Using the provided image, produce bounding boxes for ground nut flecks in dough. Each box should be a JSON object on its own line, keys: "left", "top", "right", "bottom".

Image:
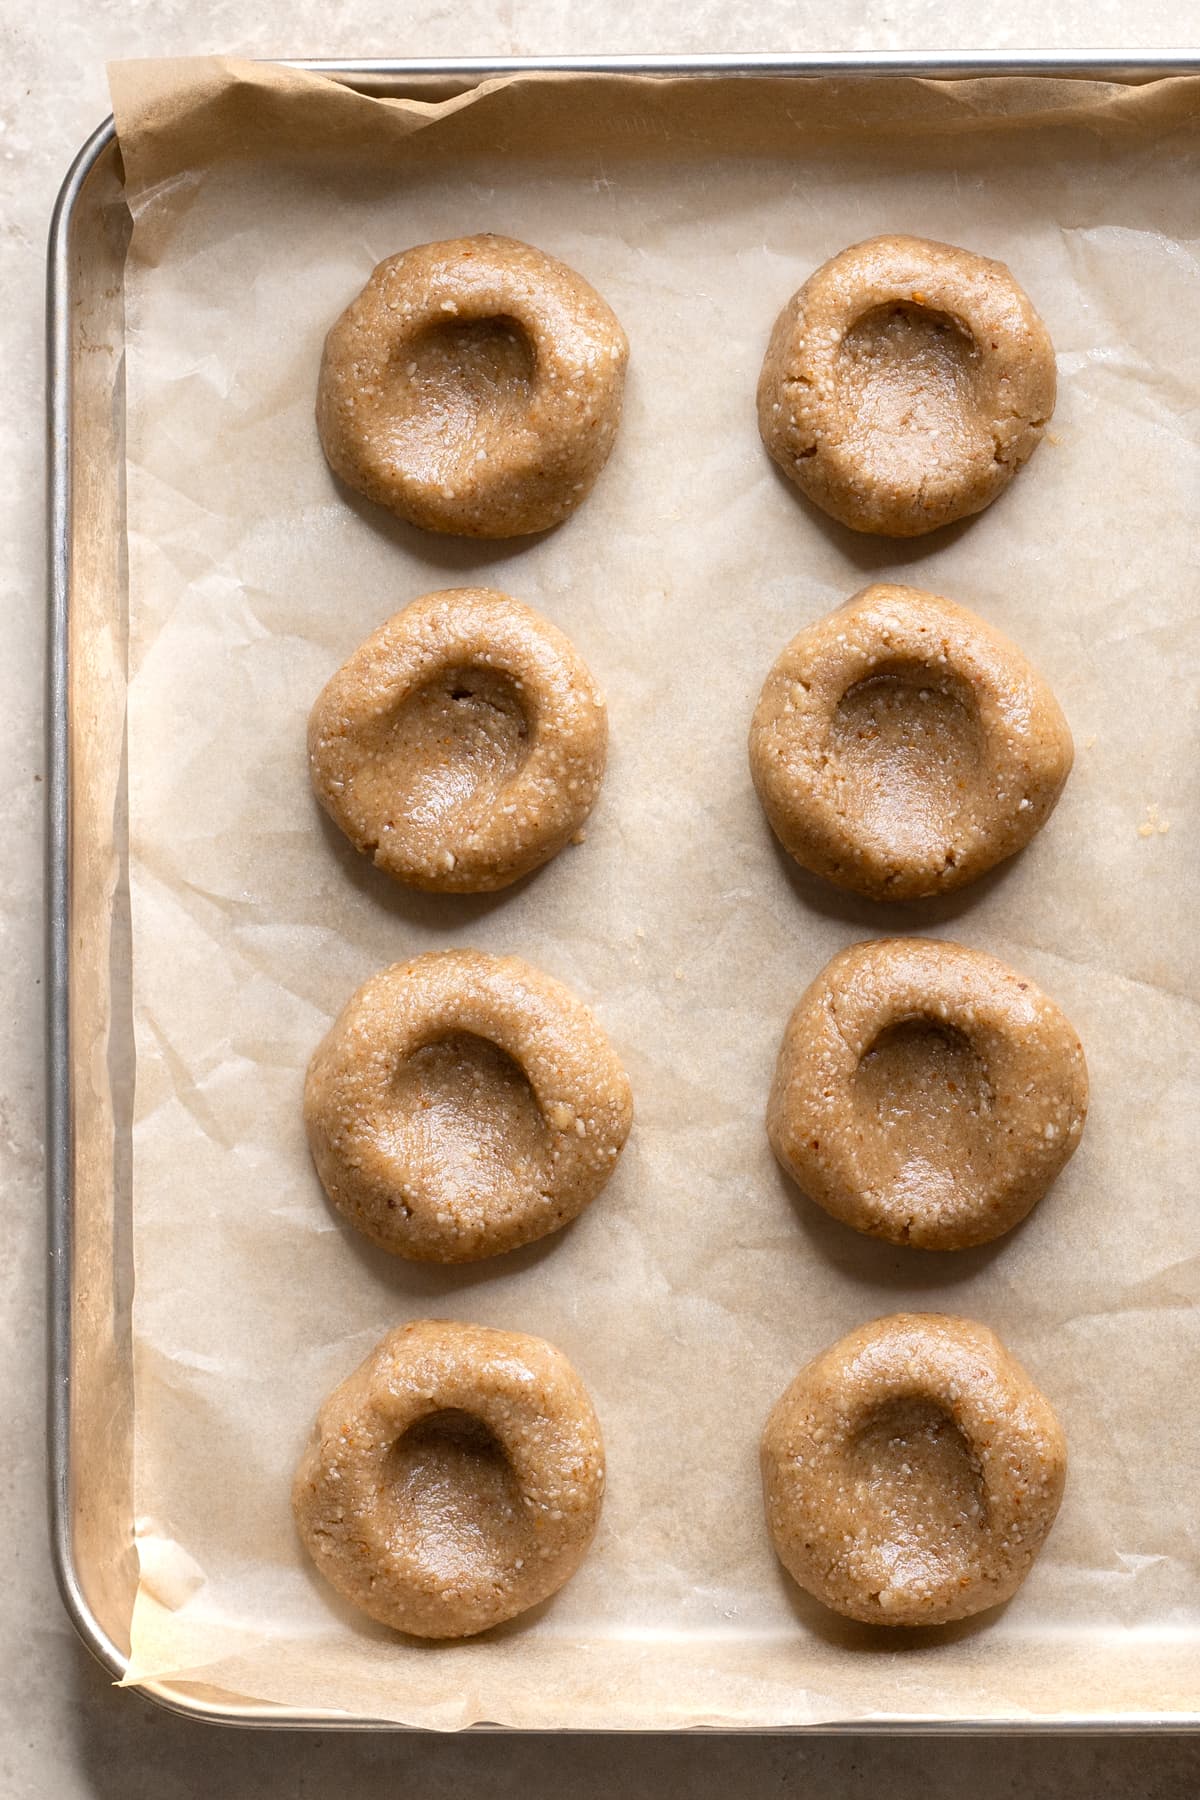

{"left": 768, "top": 938, "right": 1088, "bottom": 1250}
{"left": 316, "top": 234, "right": 628, "bottom": 537}
{"left": 304, "top": 950, "right": 632, "bottom": 1263}
{"left": 748, "top": 583, "right": 1073, "bottom": 900}
{"left": 757, "top": 234, "right": 1056, "bottom": 536}
{"left": 760, "top": 1314, "right": 1067, "bottom": 1627}
{"left": 308, "top": 588, "right": 607, "bottom": 894}
{"left": 294, "top": 1320, "right": 605, "bottom": 1638}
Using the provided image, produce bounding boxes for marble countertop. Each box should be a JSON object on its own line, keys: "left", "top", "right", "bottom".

{"left": 5, "top": 5, "right": 1198, "bottom": 1794}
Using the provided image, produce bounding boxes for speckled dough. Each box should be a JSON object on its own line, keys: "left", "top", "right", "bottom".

{"left": 748, "top": 584, "right": 1073, "bottom": 900}
{"left": 304, "top": 950, "right": 633, "bottom": 1263}
{"left": 761, "top": 1314, "right": 1067, "bottom": 1627}
{"left": 294, "top": 1320, "right": 606, "bottom": 1639}
{"left": 308, "top": 588, "right": 607, "bottom": 894}
{"left": 768, "top": 938, "right": 1088, "bottom": 1250}
{"left": 316, "top": 234, "right": 629, "bottom": 537}
{"left": 757, "top": 234, "right": 1056, "bottom": 537}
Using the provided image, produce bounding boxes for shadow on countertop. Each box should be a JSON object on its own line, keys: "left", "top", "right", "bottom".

{"left": 67, "top": 1632, "right": 1200, "bottom": 1800}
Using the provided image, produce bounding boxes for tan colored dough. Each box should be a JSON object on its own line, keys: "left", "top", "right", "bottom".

{"left": 748, "top": 583, "right": 1073, "bottom": 900}
{"left": 768, "top": 938, "right": 1088, "bottom": 1250}
{"left": 304, "top": 950, "right": 633, "bottom": 1263}
{"left": 316, "top": 234, "right": 628, "bottom": 538}
{"left": 761, "top": 1313, "right": 1067, "bottom": 1627}
{"left": 294, "top": 1320, "right": 605, "bottom": 1639}
{"left": 308, "top": 588, "right": 607, "bottom": 894}
{"left": 757, "top": 234, "right": 1056, "bottom": 536}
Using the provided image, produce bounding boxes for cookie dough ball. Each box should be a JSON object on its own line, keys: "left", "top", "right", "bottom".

{"left": 294, "top": 1320, "right": 605, "bottom": 1639}
{"left": 758, "top": 234, "right": 1055, "bottom": 536}
{"left": 309, "top": 588, "right": 607, "bottom": 894}
{"left": 305, "top": 950, "right": 633, "bottom": 1263}
{"left": 761, "top": 1313, "right": 1067, "bottom": 1626}
{"left": 748, "top": 584, "right": 1073, "bottom": 900}
{"left": 768, "top": 938, "right": 1088, "bottom": 1250}
{"left": 316, "top": 234, "right": 628, "bottom": 537}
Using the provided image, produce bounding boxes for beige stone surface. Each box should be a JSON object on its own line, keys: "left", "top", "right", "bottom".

{"left": 5, "top": 3, "right": 1199, "bottom": 1793}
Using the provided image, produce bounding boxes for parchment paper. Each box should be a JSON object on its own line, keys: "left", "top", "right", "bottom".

{"left": 107, "top": 58, "right": 1200, "bottom": 1728}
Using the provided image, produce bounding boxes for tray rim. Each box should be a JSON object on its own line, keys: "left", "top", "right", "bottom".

{"left": 46, "top": 50, "right": 1200, "bottom": 1735}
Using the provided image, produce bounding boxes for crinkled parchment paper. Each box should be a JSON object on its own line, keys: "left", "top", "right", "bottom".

{"left": 106, "top": 58, "right": 1200, "bottom": 1727}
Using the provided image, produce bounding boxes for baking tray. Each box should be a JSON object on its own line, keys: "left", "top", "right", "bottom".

{"left": 47, "top": 52, "right": 1200, "bottom": 1731}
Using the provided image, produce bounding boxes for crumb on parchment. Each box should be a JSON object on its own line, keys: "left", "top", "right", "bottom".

{"left": 1138, "top": 803, "right": 1170, "bottom": 839}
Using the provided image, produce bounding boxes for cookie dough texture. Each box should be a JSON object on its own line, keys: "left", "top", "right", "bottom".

{"left": 769, "top": 938, "right": 1088, "bottom": 1250}
{"left": 758, "top": 234, "right": 1056, "bottom": 536}
{"left": 309, "top": 588, "right": 607, "bottom": 894}
{"left": 304, "top": 950, "right": 633, "bottom": 1263}
{"left": 748, "top": 583, "right": 1074, "bottom": 900}
{"left": 294, "top": 1320, "right": 605, "bottom": 1639}
{"left": 761, "top": 1313, "right": 1067, "bottom": 1627}
{"left": 316, "top": 234, "right": 629, "bottom": 537}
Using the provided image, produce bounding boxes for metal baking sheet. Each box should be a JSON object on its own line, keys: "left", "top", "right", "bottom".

{"left": 48, "top": 53, "right": 1200, "bottom": 1730}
